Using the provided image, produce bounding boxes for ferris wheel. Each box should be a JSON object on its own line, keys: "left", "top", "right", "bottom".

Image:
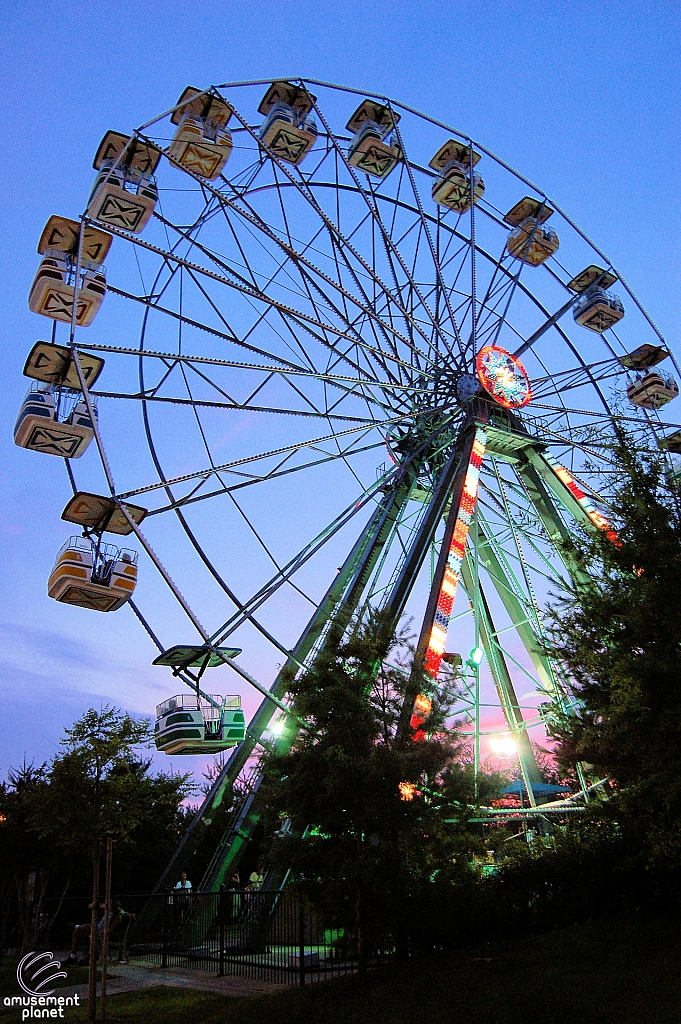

{"left": 16, "top": 78, "right": 681, "bottom": 884}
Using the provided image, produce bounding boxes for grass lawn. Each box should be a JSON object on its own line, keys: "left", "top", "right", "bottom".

{"left": 10, "top": 910, "right": 681, "bottom": 1024}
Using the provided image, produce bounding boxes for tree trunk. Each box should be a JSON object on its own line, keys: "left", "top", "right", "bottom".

{"left": 0, "top": 880, "right": 14, "bottom": 954}
{"left": 87, "top": 841, "right": 100, "bottom": 1023}
{"left": 14, "top": 873, "right": 28, "bottom": 954}
{"left": 15, "top": 870, "right": 35, "bottom": 953}
{"left": 355, "top": 885, "right": 367, "bottom": 981}
{"left": 100, "top": 838, "right": 113, "bottom": 1021}
{"left": 44, "top": 876, "right": 72, "bottom": 947}
{"left": 33, "top": 868, "right": 55, "bottom": 949}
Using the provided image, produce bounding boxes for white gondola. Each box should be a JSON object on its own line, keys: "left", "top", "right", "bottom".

{"left": 14, "top": 382, "right": 96, "bottom": 458}
{"left": 47, "top": 536, "right": 137, "bottom": 612}
{"left": 258, "top": 81, "right": 318, "bottom": 166}
{"left": 505, "top": 197, "right": 559, "bottom": 266}
{"left": 573, "top": 286, "right": 624, "bottom": 333}
{"left": 28, "top": 251, "right": 107, "bottom": 326}
{"left": 154, "top": 693, "right": 246, "bottom": 755}
{"left": 429, "top": 140, "right": 485, "bottom": 213}
{"left": 627, "top": 370, "right": 679, "bottom": 410}
{"left": 28, "top": 216, "right": 112, "bottom": 327}
{"left": 168, "top": 86, "right": 233, "bottom": 180}
{"left": 346, "top": 99, "right": 401, "bottom": 179}
{"left": 169, "top": 115, "right": 233, "bottom": 179}
{"left": 87, "top": 130, "right": 160, "bottom": 232}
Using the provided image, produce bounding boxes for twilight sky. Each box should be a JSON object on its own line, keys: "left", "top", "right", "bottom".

{"left": 0, "top": 0, "right": 679, "bottom": 784}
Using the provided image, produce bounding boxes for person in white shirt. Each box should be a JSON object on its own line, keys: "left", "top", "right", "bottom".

{"left": 175, "top": 872, "right": 192, "bottom": 890}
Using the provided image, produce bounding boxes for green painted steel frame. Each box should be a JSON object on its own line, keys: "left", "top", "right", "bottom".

{"left": 197, "top": 461, "right": 422, "bottom": 890}
{"left": 156, "top": 419, "right": 616, "bottom": 891}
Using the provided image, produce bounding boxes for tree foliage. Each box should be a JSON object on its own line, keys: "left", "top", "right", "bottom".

{"left": 0, "top": 707, "right": 194, "bottom": 951}
{"left": 44, "top": 708, "right": 156, "bottom": 848}
{"left": 261, "top": 611, "right": 486, "bottom": 966}
{"left": 545, "top": 430, "right": 681, "bottom": 864}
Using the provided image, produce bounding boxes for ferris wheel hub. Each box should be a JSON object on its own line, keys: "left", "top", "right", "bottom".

{"left": 456, "top": 373, "right": 483, "bottom": 404}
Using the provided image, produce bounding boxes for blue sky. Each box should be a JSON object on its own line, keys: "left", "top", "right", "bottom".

{"left": 0, "top": 0, "right": 679, "bottom": 780}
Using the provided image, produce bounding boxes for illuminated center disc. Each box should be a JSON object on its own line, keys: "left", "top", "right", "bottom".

{"left": 476, "top": 345, "right": 532, "bottom": 409}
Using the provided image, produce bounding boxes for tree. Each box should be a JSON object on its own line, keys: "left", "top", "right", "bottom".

{"left": 261, "top": 611, "right": 477, "bottom": 972}
{"left": 0, "top": 761, "right": 61, "bottom": 954}
{"left": 39, "top": 706, "right": 194, "bottom": 890}
{"left": 43, "top": 708, "right": 154, "bottom": 872}
{"left": 0, "top": 708, "right": 194, "bottom": 963}
{"left": 545, "top": 430, "right": 681, "bottom": 867}
{"left": 34, "top": 707, "right": 193, "bottom": 1019}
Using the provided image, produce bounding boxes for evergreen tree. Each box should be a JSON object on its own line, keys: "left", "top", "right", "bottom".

{"left": 545, "top": 430, "right": 681, "bottom": 866}
{"left": 262, "top": 611, "right": 478, "bottom": 971}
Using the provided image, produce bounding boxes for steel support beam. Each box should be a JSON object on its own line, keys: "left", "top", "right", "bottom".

{"left": 392, "top": 425, "right": 481, "bottom": 737}
{"left": 515, "top": 455, "right": 591, "bottom": 587}
{"left": 168, "top": 465, "right": 420, "bottom": 891}
{"left": 460, "top": 556, "right": 542, "bottom": 798}
{"left": 476, "top": 523, "right": 561, "bottom": 700}
{"left": 513, "top": 295, "right": 579, "bottom": 358}
{"left": 525, "top": 449, "right": 603, "bottom": 537}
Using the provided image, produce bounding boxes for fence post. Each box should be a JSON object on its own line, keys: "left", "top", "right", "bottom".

{"left": 161, "top": 894, "right": 168, "bottom": 969}
{"left": 219, "top": 887, "right": 225, "bottom": 977}
{"left": 298, "top": 904, "right": 305, "bottom": 987}
{"left": 100, "top": 836, "right": 113, "bottom": 1022}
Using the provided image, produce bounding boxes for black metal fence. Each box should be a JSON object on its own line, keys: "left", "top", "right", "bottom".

{"left": 22, "top": 892, "right": 151, "bottom": 956}
{"left": 36, "top": 890, "right": 369, "bottom": 985}
{"left": 128, "top": 889, "right": 361, "bottom": 984}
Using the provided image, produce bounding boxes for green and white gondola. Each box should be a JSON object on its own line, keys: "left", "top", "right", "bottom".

{"left": 154, "top": 694, "right": 246, "bottom": 755}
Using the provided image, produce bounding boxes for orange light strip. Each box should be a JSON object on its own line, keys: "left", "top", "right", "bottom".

{"left": 423, "top": 425, "right": 488, "bottom": 680}
{"left": 544, "top": 455, "right": 618, "bottom": 544}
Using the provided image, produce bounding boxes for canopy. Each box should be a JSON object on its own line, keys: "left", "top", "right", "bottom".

{"left": 153, "top": 645, "right": 242, "bottom": 669}
{"left": 502, "top": 781, "right": 571, "bottom": 797}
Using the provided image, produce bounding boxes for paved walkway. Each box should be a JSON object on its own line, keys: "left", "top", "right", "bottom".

{"left": 2, "top": 954, "right": 285, "bottom": 1014}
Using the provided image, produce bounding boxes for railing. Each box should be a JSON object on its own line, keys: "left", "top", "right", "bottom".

{"left": 155, "top": 694, "right": 240, "bottom": 718}
{"left": 198, "top": 772, "right": 261, "bottom": 892}
{"left": 126, "top": 890, "right": 368, "bottom": 985}
{"left": 16, "top": 890, "right": 387, "bottom": 986}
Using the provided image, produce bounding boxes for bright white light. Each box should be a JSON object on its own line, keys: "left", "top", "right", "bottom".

{"left": 489, "top": 735, "right": 517, "bottom": 756}
{"left": 271, "top": 718, "right": 285, "bottom": 736}
{"left": 470, "top": 647, "right": 484, "bottom": 666}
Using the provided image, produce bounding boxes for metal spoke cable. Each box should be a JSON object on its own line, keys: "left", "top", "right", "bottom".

{"left": 151, "top": 144, "right": 443, "bottom": 376}
{"left": 117, "top": 412, "right": 421, "bottom": 500}
{"left": 144, "top": 439, "right": 388, "bottom": 515}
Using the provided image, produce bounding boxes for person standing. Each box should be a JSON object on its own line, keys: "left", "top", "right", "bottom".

{"left": 173, "top": 872, "right": 193, "bottom": 926}
{"left": 226, "top": 871, "right": 241, "bottom": 921}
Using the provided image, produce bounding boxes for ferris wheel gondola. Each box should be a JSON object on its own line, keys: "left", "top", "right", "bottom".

{"left": 430, "top": 140, "right": 485, "bottom": 213}
{"left": 87, "top": 130, "right": 160, "bottom": 233}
